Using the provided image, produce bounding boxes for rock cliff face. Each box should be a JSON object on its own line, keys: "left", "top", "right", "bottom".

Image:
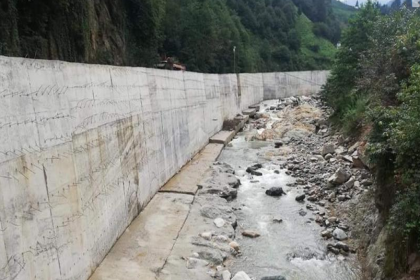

{"left": 0, "top": 0, "right": 158, "bottom": 66}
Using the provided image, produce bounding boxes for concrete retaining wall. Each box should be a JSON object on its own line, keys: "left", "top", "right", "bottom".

{"left": 0, "top": 56, "right": 328, "bottom": 280}
{"left": 262, "top": 70, "right": 328, "bottom": 100}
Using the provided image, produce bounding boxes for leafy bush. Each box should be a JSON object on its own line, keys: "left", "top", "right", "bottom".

{"left": 323, "top": 3, "right": 420, "bottom": 276}
{"left": 309, "top": 44, "right": 320, "bottom": 53}
{"left": 341, "top": 94, "right": 368, "bottom": 134}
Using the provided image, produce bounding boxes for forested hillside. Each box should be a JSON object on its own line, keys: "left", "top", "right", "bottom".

{"left": 0, "top": 0, "right": 354, "bottom": 73}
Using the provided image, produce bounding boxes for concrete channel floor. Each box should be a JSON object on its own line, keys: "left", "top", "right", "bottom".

{"left": 160, "top": 143, "right": 224, "bottom": 194}
{"left": 89, "top": 131, "right": 235, "bottom": 280}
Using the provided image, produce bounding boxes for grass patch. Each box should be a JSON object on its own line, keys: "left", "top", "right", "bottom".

{"left": 296, "top": 14, "right": 337, "bottom": 69}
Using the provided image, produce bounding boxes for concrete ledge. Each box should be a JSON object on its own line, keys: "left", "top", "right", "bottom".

{"left": 234, "top": 115, "right": 249, "bottom": 134}
{"left": 249, "top": 104, "right": 260, "bottom": 111}
{"left": 209, "top": 131, "right": 235, "bottom": 145}
{"left": 159, "top": 143, "right": 224, "bottom": 194}
{"left": 89, "top": 193, "right": 194, "bottom": 280}
{"left": 242, "top": 108, "right": 257, "bottom": 116}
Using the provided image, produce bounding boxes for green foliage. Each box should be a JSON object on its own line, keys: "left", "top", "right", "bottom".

{"left": 323, "top": 2, "right": 420, "bottom": 275}
{"left": 331, "top": 0, "right": 357, "bottom": 28}
{"left": 296, "top": 14, "right": 337, "bottom": 70}
{"left": 341, "top": 95, "right": 368, "bottom": 134}
{"left": 323, "top": 1, "right": 380, "bottom": 126}
{"left": 0, "top": 0, "right": 347, "bottom": 72}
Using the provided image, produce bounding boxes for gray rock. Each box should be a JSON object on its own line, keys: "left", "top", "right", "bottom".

{"left": 229, "top": 241, "right": 240, "bottom": 252}
{"left": 274, "top": 142, "right": 283, "bottom": 148}
{"left": 299, "top": 209, "right": 307, "bottom": 216}
{"left": 335, "top": 146, "right": 347, "bottom": 155}
{"left": 219, "top": 188, "right": 238, "bottom": 201}
{"left": 214, "top": 218, "right": 226, "bottom": 228}
{"left": 232, "top": 271, "right": 252, "bottom": 280}
{"left": 266, "top": 187, "right": 286, "bottom": 197}
{"left": 222, "top": 270, "right": 232, "bottom": 280}
{"left": 295, "top": 194, "right": 306, "bottom": 202}
{"left": 321, "top": 143, "right": 335, "bottom": 156}
{"left": 348, "top": 141, "right": 360, "bottom": 154}
{"left": 273, "top": 217, "right": 283, "bottom": 223}
{"left": 197, "top": 249, "right": 224, "bottom": 265}
{"left": 261, "top": 276, "right": 286, "bottom": 280}
{"left": 324, "top": 153, "right": 333, "bottom": 160}
{"left": 328, "top": 168, "right": 351, "bottom": 185}
{"left": 246, "top": 164, "right": 263, "bottom": 173}
{"left": 333, "top": 228, "right": 348, "bottom": 241}
{"left": 327, "top": 244, "right": 340, "bottom": 255}
{"left": 186, "top": 257, "right": 209, "bottom": 269}
{"left": 343, "top": 177, "right": 355, "bottom": 189}
{"left": 249, "top": 170, "right": 263, "bottom": 176}
{"left": 335, "top": 241, "right": 350, "bottom": 252}
{"left": 342, "top": 155, "right": 353, "bottom": 163}
{"left": 242, "top": 230, "right": 260, "bottom": 238}
{"left": 199, "top": 232, "right": 213, "bottom": 241}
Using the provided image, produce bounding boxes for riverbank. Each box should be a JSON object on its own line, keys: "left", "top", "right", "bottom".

{"left": 90, "top": 95, "right": 378, "bottom": 280}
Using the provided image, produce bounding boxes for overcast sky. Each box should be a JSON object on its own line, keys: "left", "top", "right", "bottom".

{"left": 340, "top": 0, "right": 390, "bottom": 6}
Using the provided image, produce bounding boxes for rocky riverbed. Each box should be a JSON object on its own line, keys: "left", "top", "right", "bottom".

{"left": 167, "top": 95, "right": 376, "bottom": 280}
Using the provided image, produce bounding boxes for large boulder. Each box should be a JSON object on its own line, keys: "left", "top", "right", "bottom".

{"left": 266, "top": 187, "right": 286, "bottom": 197}
{"left": 333, "top": 228, "right": 348, "bottom": 241}
{"left": 321, "top": 143, "right": 335, "bottom": 156}
{"left": 328, "top": 168, "right": 351, "bottom": 185}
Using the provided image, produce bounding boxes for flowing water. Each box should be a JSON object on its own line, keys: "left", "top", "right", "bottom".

{"left": 218, "top": 100, "right": 361, "bottom": 280}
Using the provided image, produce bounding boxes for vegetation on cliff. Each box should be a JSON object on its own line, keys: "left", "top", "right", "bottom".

{"left": 0, "top": 0, "right": 355, "bottom": 73}
{"left": 322, "top": 1, "right": 420, "bottom": 277}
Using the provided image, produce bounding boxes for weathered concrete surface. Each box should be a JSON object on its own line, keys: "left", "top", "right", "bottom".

{"left": 159, "top": 165, "right": 239, "bottom": 280}
{"left": 0, "top": 55, "right": 328, "bottom": 280}
{"left": 262, "top": 71, "right": 329, "bottom": 100}
{"left": 89, "top": 157, "right": 239, "bottom": 280}
{"left": 89, "top": 192, "right": 194, "bottom": 280}
{"left": 160, "top": 143, "right": 224, "bottom": 194}
{"left": 209, "top": 131, "right": 235, "bottom": 145}
{"left": 242, "top": 108, "right": 256, "bottom": 116}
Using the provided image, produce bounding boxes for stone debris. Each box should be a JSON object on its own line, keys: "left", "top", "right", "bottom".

{"left": 273, "top": 217, "right": 283, "bottom": 223}
{"left": 229, "top": 241, "right": 240, "bottom": 252}
{"left": 265, "top": 187, "right": 286, "bottom": 197}
{"left": 295, "top": 194, "right": 306, "bottom": 202}
{"left": 322, "top": 143, "right": 335, "bottom": 156}
{"left": 231, "top": 271, "right": 252, "bottom": 280}
{"left": 222, "top": 270, "right": 232, "bottom": 280}
{"left": 186, "top": 257, "right": 209, "bottom": 269}
{"left": 261, "top": 276, "right": 286, "bottom": 280}
{"left": 214, "top": 218, "right": 226, "bottom": 228}
{"left": 333, "top": 228, "right": 348, "bottom": 241}
{"left": 328, "top": 168, "right": 351, "bottom": 185}
{"left": 246, "top": 95, "right": 374, "bottom": 257}
{"left": 242, "top": 230, "right": 261, "bottom": 238}
{"left": 175, "top": 95, "right": 375, "bottom": 279}
{"left": 199, "top": 232, "right": 213, "bottom": 241}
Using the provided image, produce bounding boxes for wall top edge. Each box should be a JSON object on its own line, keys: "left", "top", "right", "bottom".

{"left": 0, "top": 55, "right": 330, "bottom": 76}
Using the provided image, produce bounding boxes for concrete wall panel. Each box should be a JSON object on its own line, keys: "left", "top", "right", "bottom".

{"left": 262, "top": 70, "right": 329, "bottom": 100}
{"left": 0, "top": 55, "right": 329, "bottom": 280}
